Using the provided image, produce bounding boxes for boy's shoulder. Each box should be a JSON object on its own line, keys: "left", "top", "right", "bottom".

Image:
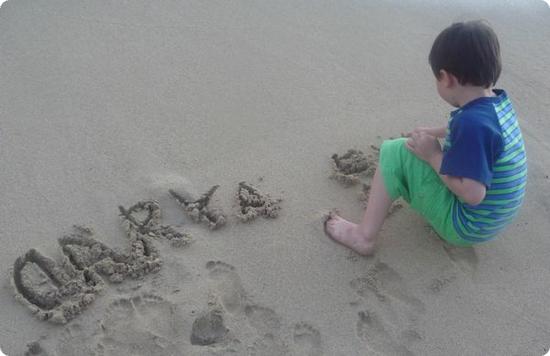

{"left": 456, "top": 89, "right": 508, "bottom": 113}
{"left": 450, "top": 89, "right": 511, "bottom": 132}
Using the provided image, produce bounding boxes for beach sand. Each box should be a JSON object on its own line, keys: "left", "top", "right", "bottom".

{"left": 1, "top": 0, "right": 550, "bottom": 355}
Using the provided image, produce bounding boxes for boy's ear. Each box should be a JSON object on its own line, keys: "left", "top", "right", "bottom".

{"left": 439, "top": 70, "right": 457, "bottom": 88}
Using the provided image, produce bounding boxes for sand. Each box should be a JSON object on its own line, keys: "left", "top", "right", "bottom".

{"left": 1, "top": 0, "right": 550, "bottom": 355}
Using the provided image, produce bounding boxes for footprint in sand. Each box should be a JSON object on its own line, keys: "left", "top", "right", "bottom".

{"left": 351, "top": 262, "right": 424, "bottom": 355}
{"left": 243, "top": 305, "right": 289, "bottom": 356}
{"left": 428, "top": 275, "right": 457, "bottom": 294}
{"left": 429, "top": 246, "right": 477, "bottom": 294}
{"left": 205, "top": 268, "right": 281, "bottom": 336}
{"left": 236, "top": 181, "right": 282, "bottom": 222}
{"left": 24, "top": 340, "right": 50, "bottom": 356}
{"left": 205, "top": 260, "right": 295, "bottom": 356}
{"left": 55, "top": 323, "right": 103, "bottom": 356}
{"left": 443, "top": 244, "right": 478, "bottom": 276}
{"left": 205, "top": 261, "right": 289, "bottom": 355}
{"left": 350, "top": 262, "right": 425, "bottom": 313}
{"left": 99, "top": 293, "right": 185, "bottom": 355}
{"left": 356, "top": 310, "right": 415, "bottom": 356}
{"left": 293, "top": 322, "right": 323, "bottom": 356}
{"left": 206, "top": 261, "right": 247, "bottom": 314}
{"left": 244, "top": 305, "right": 282, "bottom": 336}
{"left": 247, "top": 334, "right": 289, "bottom": 356}
{"left": 190, "top": 309, "right": 229, "bottom": 346}
{"left": 170, "top": 186, "right": 226, "bottom": 230}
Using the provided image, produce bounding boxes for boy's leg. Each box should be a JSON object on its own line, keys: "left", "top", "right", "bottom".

{"left": 325, "top": 137, "right": 467, "bottom": 253}
{"left": 324, "top": 166, "right": 392, "bottom": 255}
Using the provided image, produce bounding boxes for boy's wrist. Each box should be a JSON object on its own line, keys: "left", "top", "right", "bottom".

{"left": 429, "top": 151, "right": 443, "bottom": 170}
{"left": 435, "top": 126, "right": 447, "bottom": 138}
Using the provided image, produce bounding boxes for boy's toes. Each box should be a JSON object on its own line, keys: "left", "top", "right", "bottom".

{"left": 323, "top": 211, "right": 343, "bottom": 238}
{"left": 323, "top": 211, "right": 336, "bottom": 235}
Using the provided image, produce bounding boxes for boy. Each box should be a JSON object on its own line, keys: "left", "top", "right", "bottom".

{"left": 324, "top": 20, "right": 527, "bottom": 254}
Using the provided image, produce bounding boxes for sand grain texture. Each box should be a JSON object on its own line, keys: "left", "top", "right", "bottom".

{"left": 1, "top": 0, "right": 550, "bottom": 355}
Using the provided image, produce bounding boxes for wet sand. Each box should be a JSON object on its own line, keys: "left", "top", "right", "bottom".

{"left": 1, "top": 0, "right": 550, "bottom": 355}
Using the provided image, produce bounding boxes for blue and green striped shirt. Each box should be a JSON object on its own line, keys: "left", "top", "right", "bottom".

{"left": 441, "top": 89, "right": 526, "bottom": 242}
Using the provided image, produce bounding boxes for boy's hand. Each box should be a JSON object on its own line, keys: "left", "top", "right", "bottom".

{"left": 403, "top": 127, "right": 430, "bottom": 137}
{"left": 405, "top": 132, "right": 442, "bottom": 162}
{"left": 403, "top": 126, "right": 447, "bottom": 139}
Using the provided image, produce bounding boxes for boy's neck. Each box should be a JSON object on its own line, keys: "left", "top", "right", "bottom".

{"left": 455, "top": 85, "right": 495, "bottom": 108}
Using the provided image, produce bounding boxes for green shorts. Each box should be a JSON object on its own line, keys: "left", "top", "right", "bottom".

{"left": 379, "top": 138, "right": 473, "bottom": 247}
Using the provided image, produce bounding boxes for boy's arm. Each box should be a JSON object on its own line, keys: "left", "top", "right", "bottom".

{"left": 428, "top": 126, "right": 447, "bottom": 138}
{"left": 405, "top": 126, "right": 447, "bottom": 139}
{"left": 428, "top": 151, "right": 487, "bottom": 206}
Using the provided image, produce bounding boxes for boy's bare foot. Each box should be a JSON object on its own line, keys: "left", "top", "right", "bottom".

{"left": 324, "top": 212, "right": 374, "bottom": 255}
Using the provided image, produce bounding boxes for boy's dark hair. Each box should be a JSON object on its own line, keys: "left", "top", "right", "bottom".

{"left": 429, "top": 20, "right": 501, "bottom": 88}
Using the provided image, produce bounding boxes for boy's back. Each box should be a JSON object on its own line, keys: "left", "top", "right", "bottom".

{"left": 442, "top": 89, "right": 527, "bottom": 242}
